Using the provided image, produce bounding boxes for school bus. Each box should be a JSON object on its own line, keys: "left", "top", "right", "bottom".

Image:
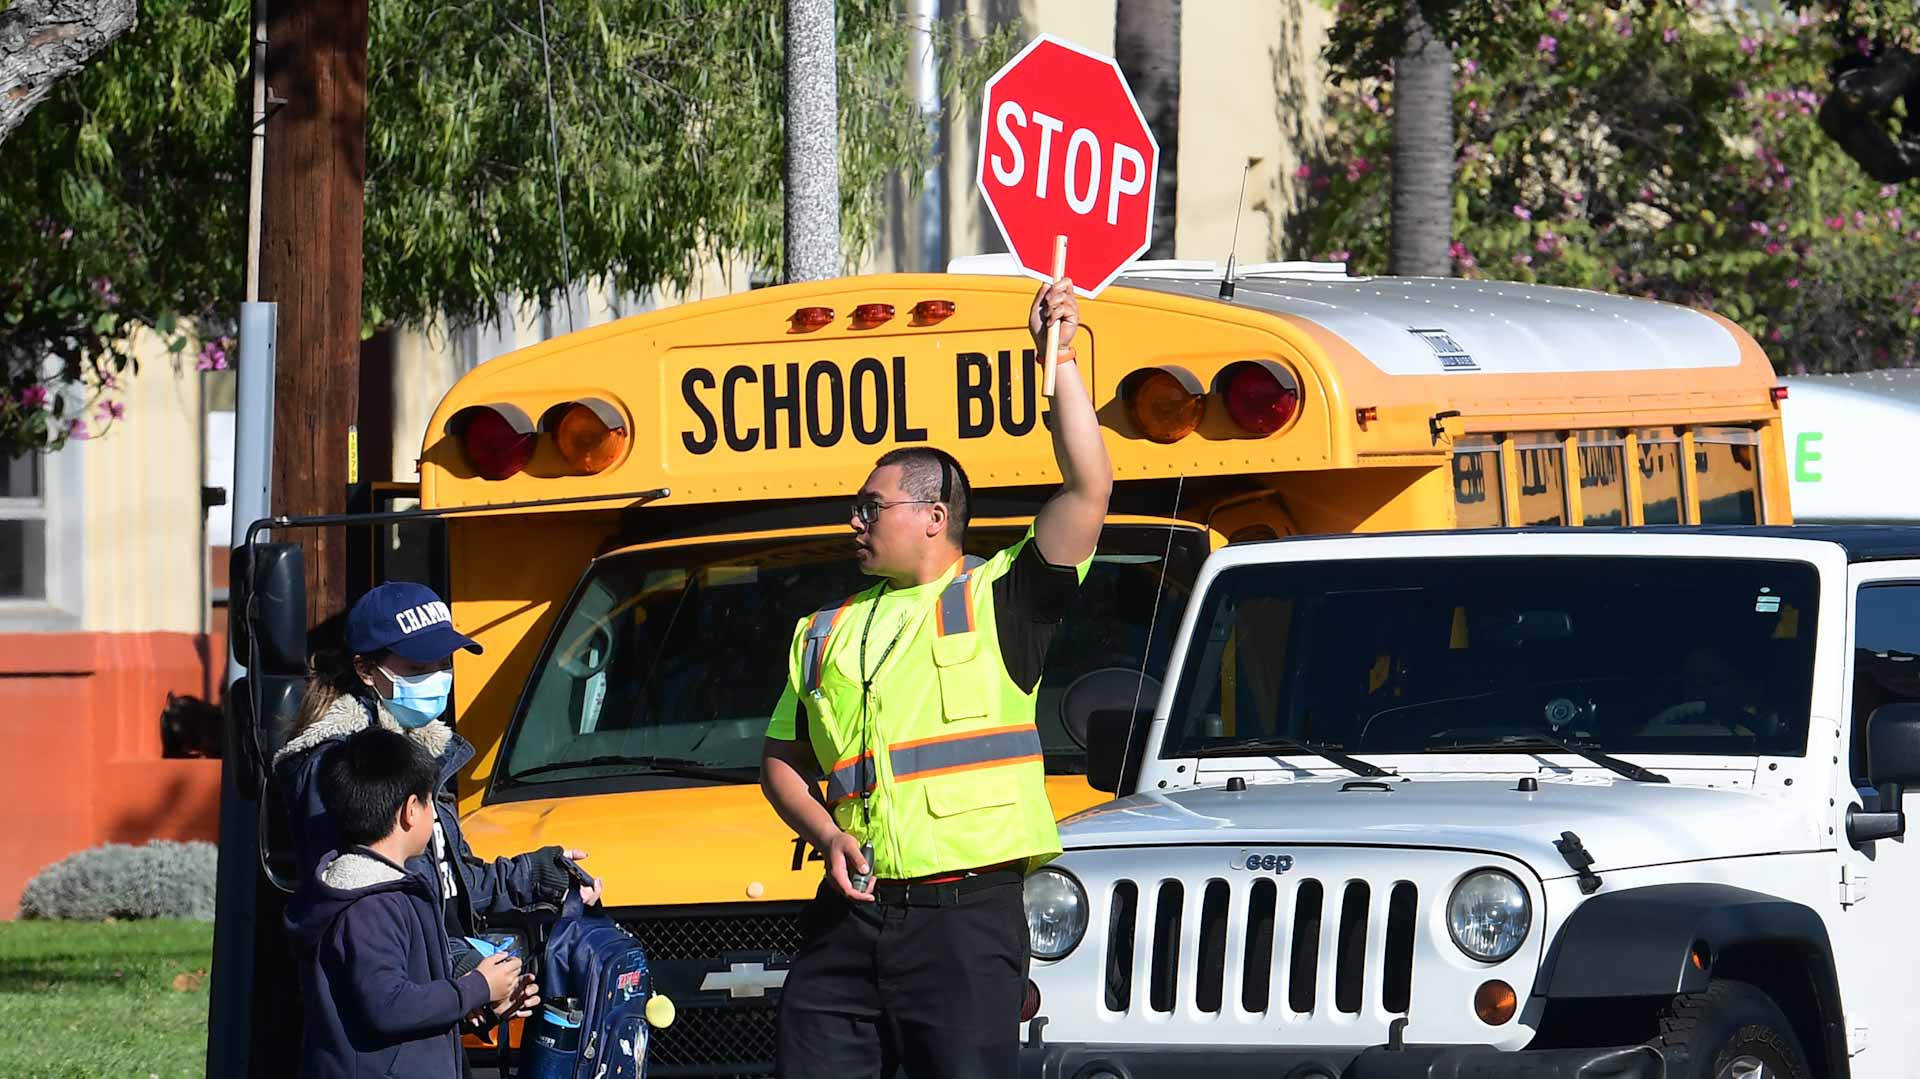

{"left": 391, "top": 263, "right": 1790, "bottom": 1074}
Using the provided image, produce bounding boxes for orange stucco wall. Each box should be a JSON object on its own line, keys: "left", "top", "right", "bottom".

{"left": 0, "top": 631, "right": 224, "bottom": 917}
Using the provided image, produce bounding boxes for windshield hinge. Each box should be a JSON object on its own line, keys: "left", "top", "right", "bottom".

{"left": 1840, "top": 864, "right": 1870, "bottom": 908}
{"left": 1555, "top": 830, "right": 1602, "bottom": 895}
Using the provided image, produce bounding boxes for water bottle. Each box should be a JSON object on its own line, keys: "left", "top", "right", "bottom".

{"left": 524, "top": 997, "right": 584, "bottom": 1079}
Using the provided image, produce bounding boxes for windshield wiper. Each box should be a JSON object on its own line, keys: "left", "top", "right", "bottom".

{"left": 1428, "top": 734, "right": 1668, "bottom": 784}
{"left": 504, "top": 754, "right": 759, "bottom": 786}
{"left": 1194, "top": 735, "right": 1396, "bottom": 779}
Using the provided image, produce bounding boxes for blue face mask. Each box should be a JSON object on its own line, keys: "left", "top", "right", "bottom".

{"left": 380, "top": 667, "right": 453, "bottom": 729}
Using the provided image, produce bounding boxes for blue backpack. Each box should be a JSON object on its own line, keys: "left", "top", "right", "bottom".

{"left": 527, "top": 892, "right": 654, "bottom": 1079}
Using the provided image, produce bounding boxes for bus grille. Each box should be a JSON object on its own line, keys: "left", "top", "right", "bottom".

{"left": 621, "top": 906, "right": 805, "bottom": 1078}
{"left": 1101, "top": 875, "right": 1419, "bottom": 1021}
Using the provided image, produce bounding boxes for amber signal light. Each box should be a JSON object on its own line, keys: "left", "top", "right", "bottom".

{"left": 852, "top": 303, "right": 895, "bottom": 326}
{"left": 1122, "top": 367, "right": 1206, "bottom": 444}
{"left": 551, "top": 399, "right": 629, "bottom": 474}
{"left": 912, "top": 299, "right": 956, "bottom": 323}
{"left": 1474, "top": 980, "right": 1517, "bottom": 1026}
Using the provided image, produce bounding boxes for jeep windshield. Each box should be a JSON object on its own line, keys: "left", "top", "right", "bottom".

{"left": 1164, "top": 556, "right": 1818, "bottom": 762}
{"left": 495, "top": 523, "right": 1206, "bottom": 793}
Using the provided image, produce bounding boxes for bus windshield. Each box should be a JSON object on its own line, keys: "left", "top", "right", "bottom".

{"left": 494, "top": 524, "right": 1208, "bottom": 791}
{"left": 1163, "top": 555, "right": 1820, "bottom": 762}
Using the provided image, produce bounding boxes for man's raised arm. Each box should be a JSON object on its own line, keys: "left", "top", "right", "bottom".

{"left": 1028, "top": 278, "right": 1113, "bottom": 567}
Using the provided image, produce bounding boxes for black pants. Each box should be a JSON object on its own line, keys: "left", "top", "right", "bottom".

{"left": 775, "top": 871, "right": 1028, "bottom": 1079}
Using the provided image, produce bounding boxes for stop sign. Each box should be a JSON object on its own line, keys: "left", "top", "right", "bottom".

{"left": 975, "top": 35, "right": 1160, "bottom": 297}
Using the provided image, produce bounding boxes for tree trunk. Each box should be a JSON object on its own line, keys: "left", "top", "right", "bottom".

{"left": 1389, "top": 4, "right": 1453, "bottom": 277}
{"left": 0, "top": 0, "right": 137, "bottom": 141}
{"left": 784, "top": 0, "right": 840, "bottom": 282}
{"left": 1115, "top": 0, "right": 1180, "bottom": 259}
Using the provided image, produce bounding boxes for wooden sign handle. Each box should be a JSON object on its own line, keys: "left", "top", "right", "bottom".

{"left": 1042, "top": 235, "right": 1068, "bottom": 397}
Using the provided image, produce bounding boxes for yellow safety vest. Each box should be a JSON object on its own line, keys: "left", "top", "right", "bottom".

{"left": 782, "top": 543, "right": 1062, "bottom": 879}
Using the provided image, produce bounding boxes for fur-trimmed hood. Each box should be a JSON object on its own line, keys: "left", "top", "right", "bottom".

{"left": 319, "top": 849, "right": 406, "bottom": 891}
{"left": 274, "top": 692, "right": 459, "bottom": 772}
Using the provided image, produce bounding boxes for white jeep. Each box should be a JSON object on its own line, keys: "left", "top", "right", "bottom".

{"left": 1021, "top": 529, "right": 1920, "bottom": 1079}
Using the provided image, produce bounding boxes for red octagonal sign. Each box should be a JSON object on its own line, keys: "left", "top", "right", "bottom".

{"left": 976, "top": 35, "right": 1160, "bottom": 297}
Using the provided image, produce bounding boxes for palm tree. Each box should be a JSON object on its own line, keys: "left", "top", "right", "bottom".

{"left": 1389, "top": 3, "right": 1453, "bottom": 276}
{"left": 1115, "top": 0, "right": 1180, "bottom": 258}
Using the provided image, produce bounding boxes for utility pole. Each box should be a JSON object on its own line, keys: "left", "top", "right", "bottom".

{"left": 206, "top": 0, "right": 368, "bottom": 1075}
{"left": 785, "top": 0, "right": 839, "bottom": 282}
{"left": 260, "top": 0, "right": 369, "bottom": 624}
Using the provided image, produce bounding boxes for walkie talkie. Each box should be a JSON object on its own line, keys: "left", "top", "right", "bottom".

{"left": 849, "top": 841, "right": 875, "bottom": 893}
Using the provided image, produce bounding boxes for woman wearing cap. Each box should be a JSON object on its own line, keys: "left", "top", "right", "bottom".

{"left": 274, "top": 582, "right": 603, "bottom": 941}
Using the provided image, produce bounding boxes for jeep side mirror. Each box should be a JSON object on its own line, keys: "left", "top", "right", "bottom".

{"left": 1848, "top": 702, "right": 1920, "bottom": 845}
{"left": 230, "top": 542, "right": 308, "bottom": 676}
{"left": 1086, "top": 708, "right": 1151, "bottom": 794}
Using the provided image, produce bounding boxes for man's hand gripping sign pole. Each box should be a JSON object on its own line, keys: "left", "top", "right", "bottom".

{"left": 975, "top": 34, "right": 1161, "bottom": 396}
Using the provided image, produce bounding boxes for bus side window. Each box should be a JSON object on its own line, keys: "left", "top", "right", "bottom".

{"left": 1452, "top": 436, "right": 1504, "bottom": 529}
{"left": 1694, "top": 426, "right": 1763, "bottom": 525}
{"left": 1851, "top": 583, "right": 1920, "bottom": 784}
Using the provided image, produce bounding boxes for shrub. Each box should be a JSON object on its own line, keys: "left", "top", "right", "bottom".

{"left": 19, "top": 840, "right": 218, "bottom": 921}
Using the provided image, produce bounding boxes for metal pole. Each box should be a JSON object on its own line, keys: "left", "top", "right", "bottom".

{"left": 784, "top": 0, "right": 840, "bottom": 282}
{"left": 909, "top": 0, "right": 943, "bottom": 272}
{"left": 205, "top": 301, "right": 277, "bottom": 1078}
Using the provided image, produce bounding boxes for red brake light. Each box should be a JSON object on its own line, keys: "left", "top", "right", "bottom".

{"left": 462, "top": 408, "right": 536, "bottom": 480}
{"left": 1222, "top": 362, "right": 1300, "bottom": 435}
{"left": 1020, "top": 980, "right": 1041, "bottom": 1023}
{"left": 853, "top": 303, "right": 895, "bottom": 326}
{"left": 791, "top": 306, "right": 835, "bottom": 330}
{"left": 912, "top": 299, "right": 956, "bottom": 323}
{"left": 1771, "top": 385, "right": 1790, "bottom": 403}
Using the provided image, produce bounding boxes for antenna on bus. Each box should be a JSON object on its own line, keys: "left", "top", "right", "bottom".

{"left": 1220, "top": 160, "right": 1254, "bottom": 302}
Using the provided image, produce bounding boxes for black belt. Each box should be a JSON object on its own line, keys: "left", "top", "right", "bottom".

{"left": 869, "top": 867, "right": 1021, "bottom": 907}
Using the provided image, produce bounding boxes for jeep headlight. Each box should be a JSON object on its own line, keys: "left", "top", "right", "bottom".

{"left": 1024, "top": 868, "right": 1088, "bottom": 960}
{"left": 1447, "top": 869, "right": 1531, "bottom": 963}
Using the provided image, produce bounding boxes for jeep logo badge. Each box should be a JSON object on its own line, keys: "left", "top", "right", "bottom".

{"left": 1232, "top": 851, "right": 1294, "bottom": 874}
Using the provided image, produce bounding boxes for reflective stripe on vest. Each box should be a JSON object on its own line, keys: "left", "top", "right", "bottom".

{"left": 802, "top": 555, "right": 984, "bottom": 696}
{"left": 825, "top": 724, "right": 1043, "bottom": 804}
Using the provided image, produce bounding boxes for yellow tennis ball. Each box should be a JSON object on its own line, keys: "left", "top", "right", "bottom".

{"left": 645, "top": 993, "right": 676, "bottom": 1029}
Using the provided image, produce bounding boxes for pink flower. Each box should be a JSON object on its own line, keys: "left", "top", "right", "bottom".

{"left": 1549, "top": 8, "right": 1569, "bottom": 23}
{"left": 1461, "top": 58, "right": 1479, "bottom": 75}
{"left": 1765, "top": 242, "right": 1784, "bottom": 255}
{"left": 90, "top": 276, "right": 119, "bottom": 306}
{"left": 1786, "top": 278, "right": 1801, "bottom": 289}
{"left": 1892, "top": 208, "right": 1905, "bottom": 226}
{"left": 1769, "top": 329, "right": 1784, "bottom": 343}
{"left": 65, "top": 420, "right": 90, "bottom": 441}
{"left": 1538, "top": 34, "right": 1558, "bottom": 56}
{"left": 1854, "top": 210, "right": 1869, "bottom": 228}
{"left": 1329, "top": 249, "right": 1351, "bottom": 262}
{"left": 1664, "top": 27, "right": 1680, "bottom": 44}
{"left": 1882, "top": 184, "right": 1899, "bottom": 199}
{"left": 1513, "top": 204, "right": 1533, "bottom": 220}
{"left": 1617, "top": 17, "right": 1633, "bottom": 37}
{"left": 1294, "top": 164, "right": 1312, "bottom": 179}
{"left": 1828, "top": 215, "right": 1846, "bottom": 231}
{"left": 58, "top": 228, "right": 73, "bottom": 244}
{"left": 19, "top": 385, "right": 49, "bottom": 409}
{"left": 1639, "top": 187, "right": 1655, "bottom": 202}
{"left": 1751, "top": 221, "right": 1770, "bottom": 236}
{"left": 1739, "top": 37, "right": 1758, "bottom": 56}
{"left": 1513, "top": 253, "right": 1534, "bottom": 267}
{"left": 97, "top": 401, "right": 125, "bottom": 422}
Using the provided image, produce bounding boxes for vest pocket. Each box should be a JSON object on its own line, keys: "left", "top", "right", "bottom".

{"left": 932, "top": 632, "right": 991, "bottom": 721}
{"left": 923, "top": 771, "right": 1021, "bottom": 868}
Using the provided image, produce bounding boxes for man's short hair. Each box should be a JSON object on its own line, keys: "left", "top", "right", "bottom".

{"left": 318, "top": 727, "right": 439, "bottom": 848}
{"left": 875, "top": 447, "right": 970, "bottom": 544}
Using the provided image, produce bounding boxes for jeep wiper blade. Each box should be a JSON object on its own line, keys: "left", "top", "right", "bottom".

{"left": 1429, "top": 735, "right": 1668, "bottom": 784}
{"left": 504, "top": 754, "right": 758, "bottom": 785}
{"left": 1196, "top": 736, "right": 1395, "bottom": 779}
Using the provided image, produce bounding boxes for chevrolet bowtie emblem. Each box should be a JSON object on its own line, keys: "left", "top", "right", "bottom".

{"left": 700, "top": 961, "right": 789, "bottom": 999}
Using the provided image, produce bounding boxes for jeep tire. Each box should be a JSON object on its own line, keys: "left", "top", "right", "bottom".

{"left": 1652, "top": 979, "right": 1811, "bottom": 1079}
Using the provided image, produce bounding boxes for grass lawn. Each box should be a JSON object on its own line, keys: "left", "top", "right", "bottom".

{"left": 0, "top": 920, "right": 213, "bottom": 1078}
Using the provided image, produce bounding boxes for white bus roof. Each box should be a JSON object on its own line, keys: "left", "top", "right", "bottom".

{"left": 946, "top": 254, "right": 1742, "bottom": 377}
{"left": 1782, "top": 371, "right": 1920, "bottom": 523}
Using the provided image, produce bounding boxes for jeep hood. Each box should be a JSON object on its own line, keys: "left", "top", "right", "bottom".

{"left": 1058, "top": 777, "right": 1823, "bottom": 877}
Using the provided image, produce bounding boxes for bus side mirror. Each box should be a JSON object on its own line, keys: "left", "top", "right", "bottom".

{"left": 1849, "top": 702, "right": 1920, "bottom": 845}
{"left": 228, "top": 674, "right": 307, "bottom": 798}
{"left": 231, "top": 542, "right": 308, "bottom": 675}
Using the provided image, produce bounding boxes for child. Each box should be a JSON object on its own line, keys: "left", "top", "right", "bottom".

{"left": 287, "top": 727, "right": 535, "bottom": 1077}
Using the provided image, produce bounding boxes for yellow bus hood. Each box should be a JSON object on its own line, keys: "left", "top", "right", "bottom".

{"left": 460, "top": 777, "right": 1114, "bottom": 909}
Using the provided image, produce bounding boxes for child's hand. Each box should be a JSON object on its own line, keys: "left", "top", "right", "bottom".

{"left": 491, "top": 974, "right": 540, "bottom": 1020}
{"left": 477, "top": 953, "right": 522, "bottom": 1003}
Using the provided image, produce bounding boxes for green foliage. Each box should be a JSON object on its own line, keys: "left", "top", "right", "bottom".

{"left": 1304, "top": 0, "right": 1920, "bottom": 371}
{"left": 19, "top": 840, "right": 219, "bottom": 921}
{"left": 1, "top": 0, "right": 1016, "bottom": 456}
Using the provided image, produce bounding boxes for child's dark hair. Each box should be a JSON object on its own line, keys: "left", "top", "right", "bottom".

{"left": 318, "top": 728, "right": 439, "bottom": 848}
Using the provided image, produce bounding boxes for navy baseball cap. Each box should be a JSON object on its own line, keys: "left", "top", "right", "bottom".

{"left": 345, "top": 582, "right": 483, "bottom": 662}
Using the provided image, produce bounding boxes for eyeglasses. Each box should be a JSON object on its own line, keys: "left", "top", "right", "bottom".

{"left": 851, "top": 498, "right": 935, "bottom": 525}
